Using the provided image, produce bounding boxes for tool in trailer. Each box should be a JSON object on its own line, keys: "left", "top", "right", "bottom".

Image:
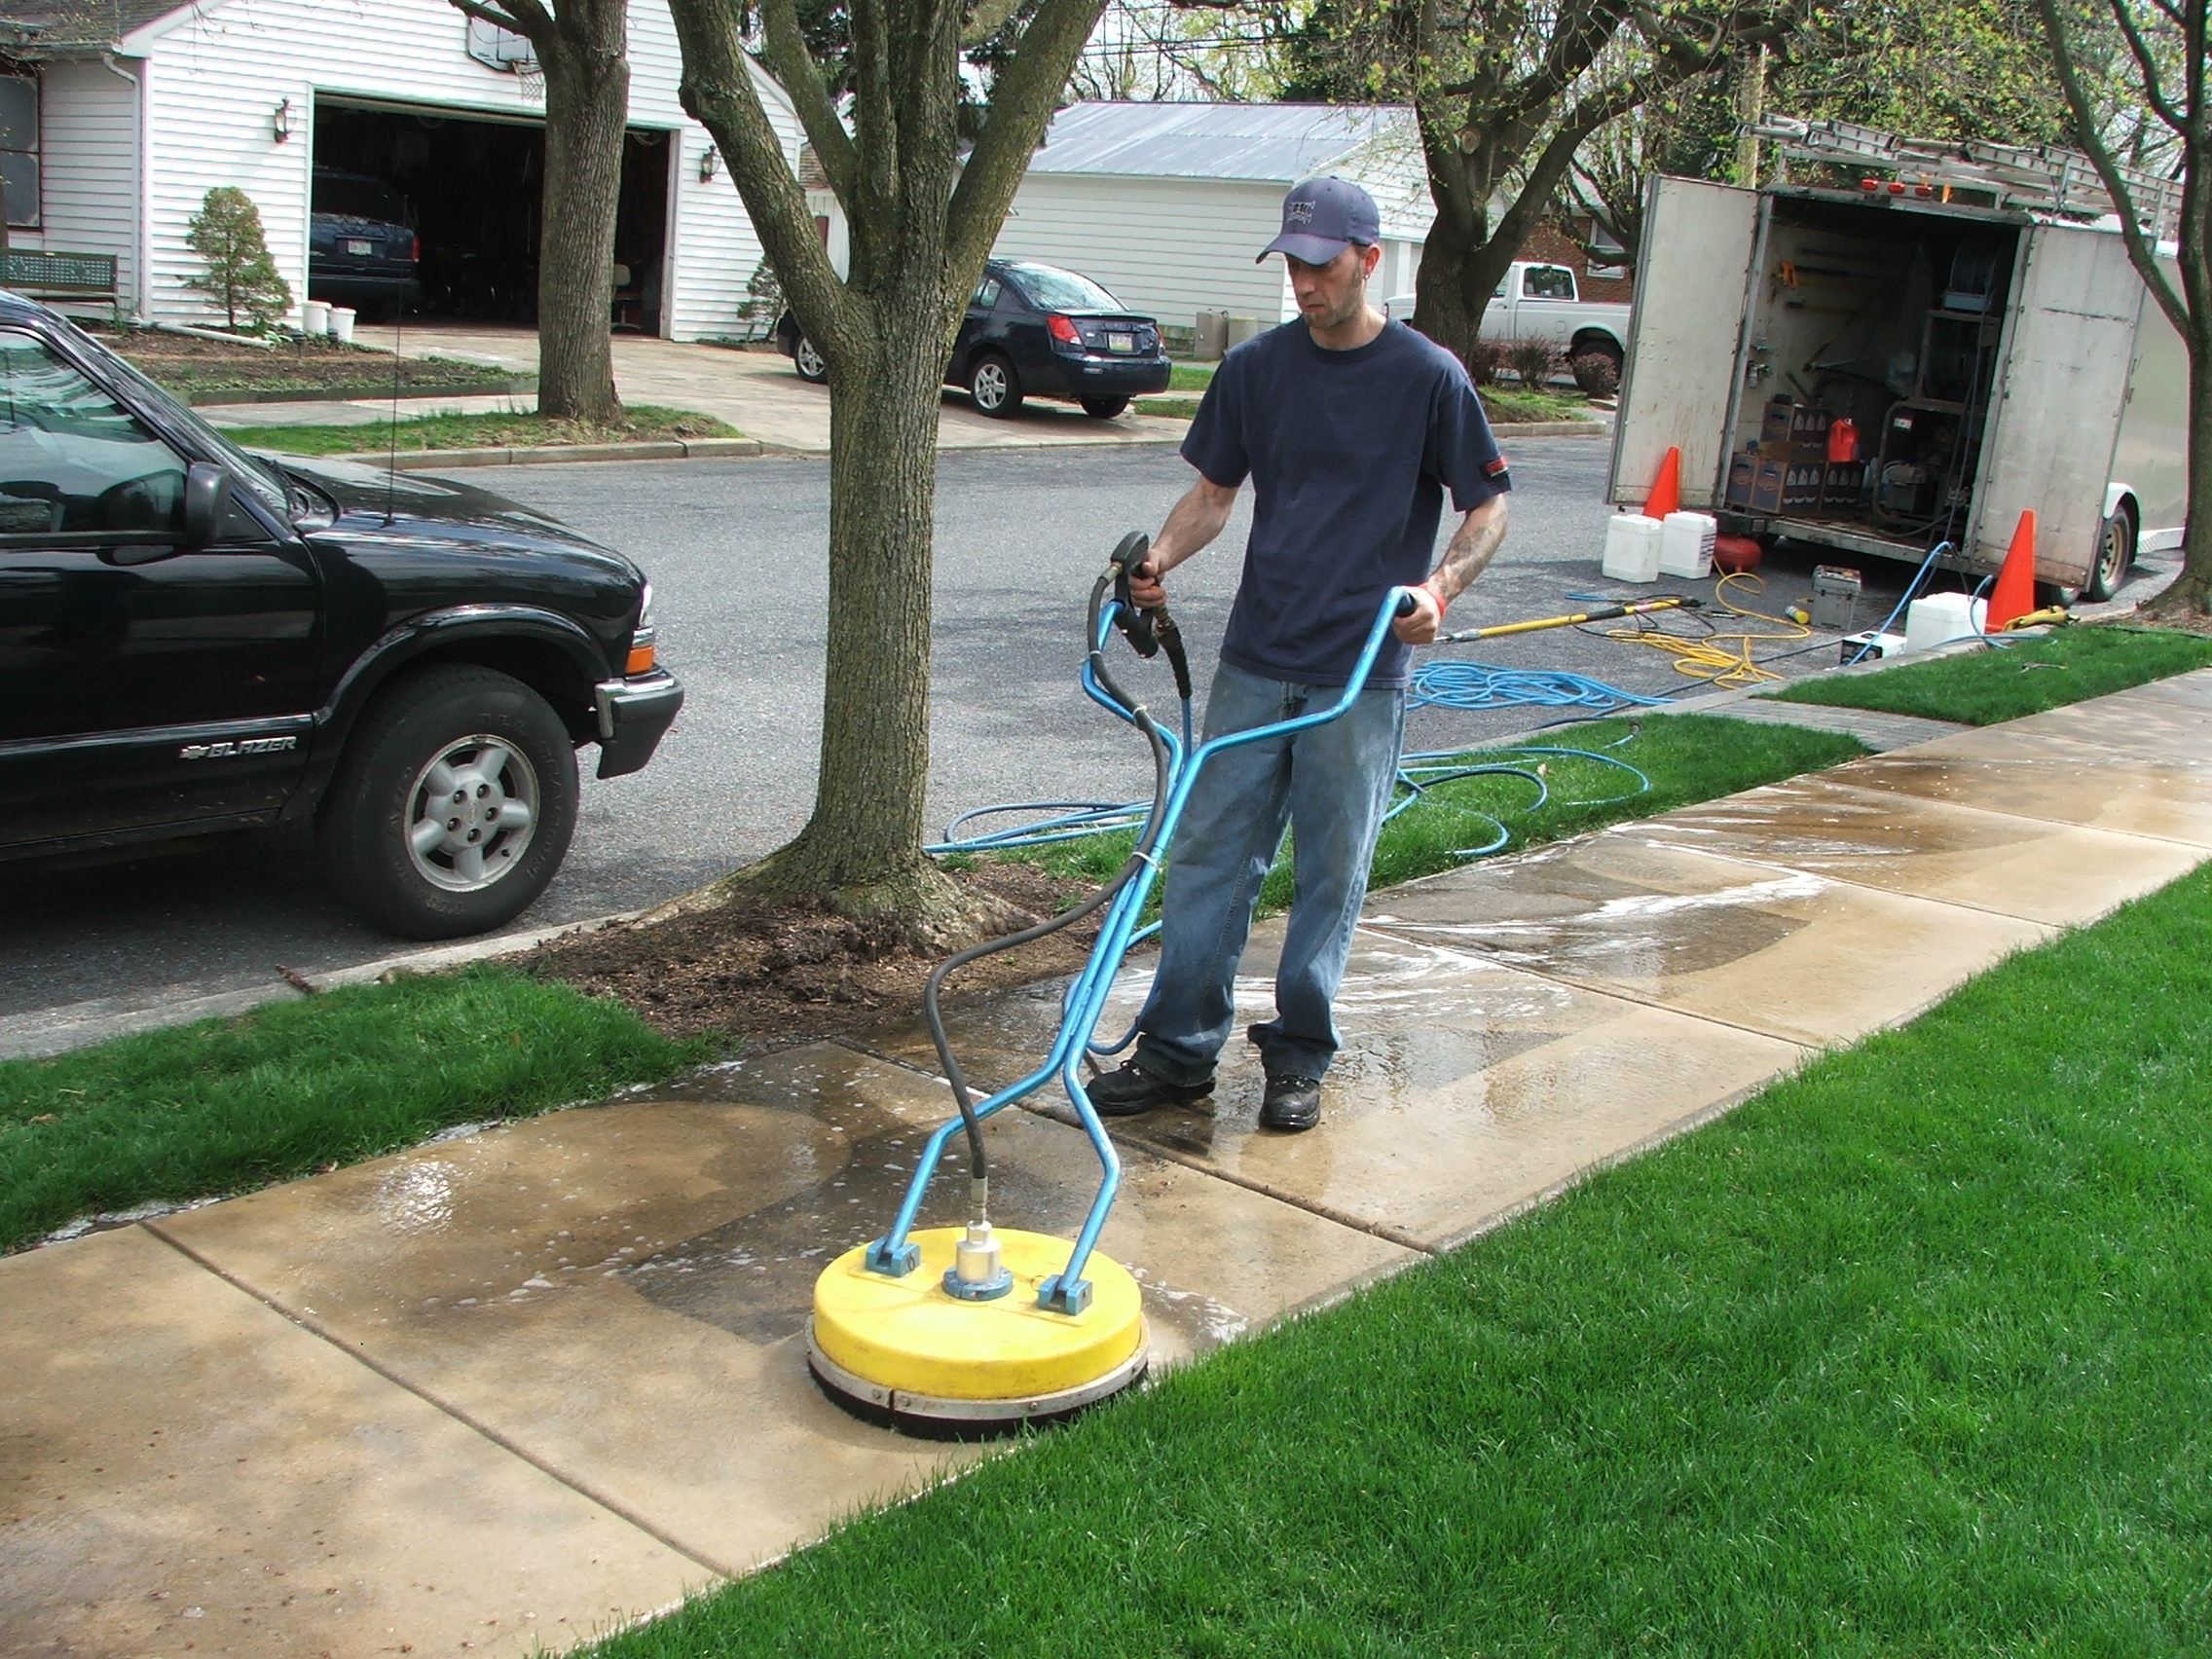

{"left": 807, "top": 534, "right": 1421, "bottom": 1434}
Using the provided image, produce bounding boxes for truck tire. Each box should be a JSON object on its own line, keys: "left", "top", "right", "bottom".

{"left": 317, "top": 665, "right": 578, "bottom": 940}
{"left": 2084, "top": 505, "right": 2135, "bottom": 603}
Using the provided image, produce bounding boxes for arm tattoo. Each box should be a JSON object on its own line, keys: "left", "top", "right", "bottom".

{"left": 1428, "top": 498, "right": 1510, "bottom": 608}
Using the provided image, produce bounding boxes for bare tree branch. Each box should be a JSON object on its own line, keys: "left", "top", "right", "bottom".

{"left": 666, "top": 0, "right": 857, "bottom": 352}
{"left": 2107, "top": 0, "right": 2188, "bottom": 130}
{"left": 2033, "top": 0, "right": 2189, "bottom": 334}
{"left": 962, "top": 0, "right": 1029, "bottom": 47}
{"left": 945, "top": 0, "right": 1111, "bottom": 277}
{"left": 758, "top": 0, "right": 859, "bottom": 204}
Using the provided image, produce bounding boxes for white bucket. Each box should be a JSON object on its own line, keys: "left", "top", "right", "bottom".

{"left": 1658, "top": 511, "right": 1717, "bottom": 579}
{"left": 301, "top": 300, "right": 330, "bottom": 336}
{"left": 326, "top": 306, "right": 356, "bottom": 345}
{"left": 1601, "top": 513, "right": 1663, "bottom": 583}
{"left": 1903, "top": 591, "right": 1989, "bottom": 652}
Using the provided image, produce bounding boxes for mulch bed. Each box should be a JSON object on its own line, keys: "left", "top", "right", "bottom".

{"left": 92, "top": 325, "right": 524, "bottom": 397}
{"left": 518, "top": 862, "right": 1102, "bottom": 1048}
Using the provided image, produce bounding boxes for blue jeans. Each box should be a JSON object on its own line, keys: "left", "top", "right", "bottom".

{"left": 1131, "top": 659, "right": 1406, "bottom": 1087}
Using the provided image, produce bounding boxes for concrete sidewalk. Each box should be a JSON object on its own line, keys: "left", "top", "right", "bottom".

{"left": 7, "top": 673, "right": 2211, "bottom": 1657}
{"left": 345, "top": 324, "right": 1195, "bottom": 455}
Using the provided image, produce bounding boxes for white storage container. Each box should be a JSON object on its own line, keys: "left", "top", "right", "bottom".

{"left": 301, "top": 300, "right": 330, "bottom": 336}
{"left": 327, "top": 306, "right": 357, "bottom": 345}
{"left": 1903, "top": 591, "right": 1989, "bottom": 652}
{"left": 1601, "top": 513, "right": 1664, "bottom": 582}
{"left": 1659, "top": 510, "right": 1717, "bottom": 578}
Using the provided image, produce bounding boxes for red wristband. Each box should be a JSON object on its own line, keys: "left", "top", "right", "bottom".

{"left": 1420, "top": 580, "right": 1448, "bottom": 618}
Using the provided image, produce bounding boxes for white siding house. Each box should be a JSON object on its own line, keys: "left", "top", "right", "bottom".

{"left": 3, "top": 0, "right": 800, "bottom": 342}
{"left": 994, "top": 102, "right": 1433, "bottom": 330}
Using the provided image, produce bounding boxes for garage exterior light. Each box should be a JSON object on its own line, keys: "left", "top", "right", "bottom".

{"left": 699, "top": 145, "right": 719, "bottom": 183}
{"left": 273, "top": 96, "right": 293, "bottom": 142}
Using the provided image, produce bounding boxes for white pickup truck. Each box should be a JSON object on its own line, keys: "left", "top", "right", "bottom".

{"left": 1386, "top": 261, "right": 1633, "bottom": 371}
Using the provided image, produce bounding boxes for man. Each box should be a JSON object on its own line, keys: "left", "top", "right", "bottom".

{"left": 1088, "top": 175, "right": 1511, "bottom": 1133}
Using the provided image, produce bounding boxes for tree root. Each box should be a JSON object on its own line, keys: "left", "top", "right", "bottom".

{"left": 644, "top": 842, "right": 1033, "bottom": 954}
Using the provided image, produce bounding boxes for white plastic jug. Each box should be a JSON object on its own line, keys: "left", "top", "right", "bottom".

{"left": 1601, "top": 513, "right": 1663, "bottom": 583}
{"left": 1903, "top": 591, "right": 1988, "bottom": 652}
{"left": 1659, "top": 511, "right": 1717, "bottom": 579}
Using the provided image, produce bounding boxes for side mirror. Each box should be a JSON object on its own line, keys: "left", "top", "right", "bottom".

{"left": 182, "top": 461, "right": 232, "bottom": 547}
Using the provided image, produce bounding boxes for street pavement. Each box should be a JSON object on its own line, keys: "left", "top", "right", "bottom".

{"left": 7, "top": 673, "right": 2210, "bottom": 1657}
{"left": 0, "top": 424, "right": 2181, "bottom": 1046}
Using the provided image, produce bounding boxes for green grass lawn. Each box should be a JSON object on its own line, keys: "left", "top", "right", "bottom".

{"left": 224, "top": 403, "right": 741, "bottom": 457}
{"left": 0, "top": 968, "right": 711, "bottom": 1252}
{"left": 1764, "top": 623, "right": 2212, "bottom": 725}
{"left": 585, "top": 861, "right": 2212, "bottom": 1658}
{"left": 997, "top": 714, "right": 1868, "bottom": 917}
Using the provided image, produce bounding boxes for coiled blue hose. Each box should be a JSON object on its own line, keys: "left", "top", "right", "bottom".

{"left": 1406, "top": 658, "right": 1670, "bottom": 716}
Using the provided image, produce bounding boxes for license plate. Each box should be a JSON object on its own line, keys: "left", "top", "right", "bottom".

{"left": 346, "top": 239, "right": 373, "bottom": 256}
{"left": 1107, "top": 332, "right": 1134, "bottom": 353}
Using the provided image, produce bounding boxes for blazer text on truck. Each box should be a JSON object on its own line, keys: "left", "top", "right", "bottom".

{"left": 0, "top": 292, "right": 682, "bottom": 940}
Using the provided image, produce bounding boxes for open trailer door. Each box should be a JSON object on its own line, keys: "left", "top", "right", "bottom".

{"left": 1972, "top": 223, "right": 2145, "bottom": 587}
{"left": 1607, "top": 175, "right": 1760, "bottom": 511}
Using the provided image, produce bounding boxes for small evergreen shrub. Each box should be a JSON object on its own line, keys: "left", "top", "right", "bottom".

{"left": 184, "top": 187, "right": 293, "bottom": 333}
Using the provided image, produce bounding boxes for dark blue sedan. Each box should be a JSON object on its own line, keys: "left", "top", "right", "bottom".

{"left": 778, "top": 258, "right": 1172, "bottom": 419}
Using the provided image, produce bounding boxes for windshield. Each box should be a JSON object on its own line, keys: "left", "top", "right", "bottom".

{"left": 313, "top": 173, "right": 414, "bottom": 227}
{"left": 1007, "top": 263, "right": 1124, "bottom": 313}
{"left": 54, "top": 317, "right": 294, "bottom": 519}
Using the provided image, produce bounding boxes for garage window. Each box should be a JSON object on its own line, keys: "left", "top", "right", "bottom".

{"left": 0, "top": 74, "right": 37, "bottom": 230}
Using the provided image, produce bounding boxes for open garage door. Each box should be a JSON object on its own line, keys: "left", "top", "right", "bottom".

{"left": 312, "top": 98, "right": 671, "bottom": 334}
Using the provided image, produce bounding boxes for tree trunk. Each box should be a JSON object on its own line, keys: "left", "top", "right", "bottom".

{"left": 2150, "top": 332, "right": 2212, "bottom": 616}
{"left": 535, "top": 22, "right": 627, "bottom": 423}
{"left": 679, "top": 281, "right": 997, "bottom": 943}
{"left": 788, "top": 300, "right": 945, "bottom": 894}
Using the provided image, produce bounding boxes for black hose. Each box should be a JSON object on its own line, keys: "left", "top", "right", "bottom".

{"left": 922, "top": 559, "right": 1177, "bottom": 1189}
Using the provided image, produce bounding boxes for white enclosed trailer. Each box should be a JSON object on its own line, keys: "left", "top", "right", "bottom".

{"left": 1608, "top": 120, "right": 2188, "bottom": 600}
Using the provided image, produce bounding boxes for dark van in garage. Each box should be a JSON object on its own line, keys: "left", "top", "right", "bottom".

{"left": 0, "top": 292, "right": 681, "bottom": 940}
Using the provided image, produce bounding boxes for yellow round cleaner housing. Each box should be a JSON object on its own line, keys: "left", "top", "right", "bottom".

{"left": 808, "top": 1227, "right": 1147, "bottom": 1432}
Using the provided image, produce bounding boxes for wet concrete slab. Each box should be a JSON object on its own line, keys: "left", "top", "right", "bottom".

{"left": 1838, "top": 750, "right": 2212, "bottom": 849}
{"left": 864, "top": 928, "right": 1803, "bottom": 1249}
{"left": 1624, "top": 773, "right": 2205, "bottom": 925}
{"left": 1361, "top": 836, "right": 2051, "bottom": 1047}
{"left": 1943, "top": 687, "right": 2212, "bottom": 764}
{"left": 155, "top": 1044, "right": 1412, "bottom": 1579}
{"left": 0, "top": 1227, "right": 701, "bottom": 1659}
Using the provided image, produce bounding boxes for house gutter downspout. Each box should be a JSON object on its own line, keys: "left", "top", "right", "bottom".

{"left": 99, "top": 51, "right": 149, "bottom": 321}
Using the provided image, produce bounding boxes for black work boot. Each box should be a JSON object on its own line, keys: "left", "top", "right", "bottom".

{"left": 1086, "top": 1059, "right": 1213, "bottom": 1118}
{"left": 1258, "top": 1071, "right": 1323, "bottom": 1132}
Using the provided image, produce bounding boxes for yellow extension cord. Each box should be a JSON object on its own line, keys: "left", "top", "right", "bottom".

{"left": 1603, "top": 571, "right": 1813, "bottom": 689}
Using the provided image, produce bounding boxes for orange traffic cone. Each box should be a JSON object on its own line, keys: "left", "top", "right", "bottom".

{"left": 1987, "top": 509, "right": 2037, "bottom": 631}
{"left": 1643, "top": 446, "right": 1681, "bottom": 520}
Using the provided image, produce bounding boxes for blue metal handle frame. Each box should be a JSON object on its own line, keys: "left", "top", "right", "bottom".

{"left": 864, "top": 584, "right": 1419, "bottom": 1312}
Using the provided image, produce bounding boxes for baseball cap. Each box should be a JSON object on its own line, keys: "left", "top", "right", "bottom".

{"left": 1258, "top": 176, "right": 1382, "bottom": 265}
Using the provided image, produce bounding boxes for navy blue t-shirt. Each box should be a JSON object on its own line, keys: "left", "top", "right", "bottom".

{"left": 1182, "top": 318, "right": 1509, "bottom": 688}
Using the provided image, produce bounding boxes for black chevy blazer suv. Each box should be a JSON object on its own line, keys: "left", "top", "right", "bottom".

{"left": 0, "top": 293, "right": 682, "bottom": 940}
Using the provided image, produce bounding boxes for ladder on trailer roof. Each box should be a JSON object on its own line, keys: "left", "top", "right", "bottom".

{"left": 1750, "top": 116, "right": 2182, "bottom": 241}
